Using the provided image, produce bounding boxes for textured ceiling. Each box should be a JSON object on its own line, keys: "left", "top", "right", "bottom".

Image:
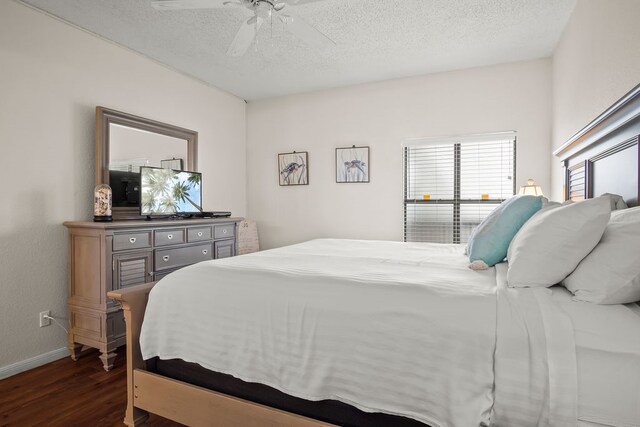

{"left": 20, "top": 0, "right": 576, "bottom": 100}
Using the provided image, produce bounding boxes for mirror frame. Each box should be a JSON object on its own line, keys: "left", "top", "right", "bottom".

{"left": 96, "top": 106, "right": 198, "bottom": 220}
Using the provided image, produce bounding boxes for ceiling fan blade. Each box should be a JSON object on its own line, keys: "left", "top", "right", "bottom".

{"left": 227, "top": 16, "right": 264, "bottom": 57}
{"left": 277, "top": 11, "right": 334, "bottom": 48}
{"left": 151, "top": 0, "right": 240, "bottom": 10}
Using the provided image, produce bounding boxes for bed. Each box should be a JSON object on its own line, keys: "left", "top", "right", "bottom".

{"left": 108, "top": 83, "right": 640, "bottom": 427}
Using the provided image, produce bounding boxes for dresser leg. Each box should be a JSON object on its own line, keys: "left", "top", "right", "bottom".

{"left": 68, "top": 343, "right": 83, "bottom": 361}
{"left": 100, "top": 351, "right": 117, "bottom": 371}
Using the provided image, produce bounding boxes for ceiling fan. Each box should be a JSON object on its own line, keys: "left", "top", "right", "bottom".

{"left": 151, "top": 0, "right": 334, "bottom": 57}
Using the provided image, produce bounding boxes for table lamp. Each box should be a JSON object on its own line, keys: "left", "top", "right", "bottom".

{"left": 519, "top": 178, "right": 543, "bottom": 196}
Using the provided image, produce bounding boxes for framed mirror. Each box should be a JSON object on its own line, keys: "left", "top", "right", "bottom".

{"left": 96, "top": 107, "right": 198, "bottom": 220}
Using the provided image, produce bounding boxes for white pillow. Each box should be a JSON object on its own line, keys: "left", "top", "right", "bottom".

{"left": 507, "top": 196, "right": 611, "bottom": 288}
{"left": 563, "top": 206, "right": 640, "bottom": 304}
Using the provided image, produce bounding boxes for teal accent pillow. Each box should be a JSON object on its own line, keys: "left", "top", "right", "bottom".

{"left": 467, "top": 195, "right": 544, "bottom": 267}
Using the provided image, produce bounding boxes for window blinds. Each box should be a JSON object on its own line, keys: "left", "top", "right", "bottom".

{"left": 403, "top": 133, "right": 516, "bottom": 244}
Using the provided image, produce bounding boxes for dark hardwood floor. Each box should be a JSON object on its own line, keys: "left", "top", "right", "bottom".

{"left": 0, "top": 348, "right": 182, "bottom": 427}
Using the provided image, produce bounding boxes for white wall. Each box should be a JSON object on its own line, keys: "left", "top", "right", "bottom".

{"left": 247, "top": 59, "right": 552, "bottom": 249}
{"left": 551, "top": 0, "right": 640, "bottom": 200}
{"left": 0, "top": 0, "right": 246, "bottom": 372}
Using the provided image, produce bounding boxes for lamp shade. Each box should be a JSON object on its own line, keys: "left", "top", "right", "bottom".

{"left": 519, "top": 178, "right": 543, "bottom": 196}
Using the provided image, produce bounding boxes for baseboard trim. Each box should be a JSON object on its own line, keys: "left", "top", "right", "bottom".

{"left": 0, "top": 347, "right": 69, "bottom": 380}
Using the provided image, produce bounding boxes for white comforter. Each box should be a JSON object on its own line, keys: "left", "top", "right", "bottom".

{"left": 140, "top": 239, "right": 577, "bottom": 426}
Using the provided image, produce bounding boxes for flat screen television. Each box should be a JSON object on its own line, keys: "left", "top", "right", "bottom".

{"left": 140, "top": 166, "right": 202, "bottom": 216}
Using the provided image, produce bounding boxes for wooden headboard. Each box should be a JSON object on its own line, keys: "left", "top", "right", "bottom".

{"left": 554, "top": 84, "right": 640, "bottom": 207}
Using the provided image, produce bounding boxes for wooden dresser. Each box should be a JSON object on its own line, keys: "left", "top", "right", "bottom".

{"left": 63, "top": 218, "right": 242, "bottom": 371}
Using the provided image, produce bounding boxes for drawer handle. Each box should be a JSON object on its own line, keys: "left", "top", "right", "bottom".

{"left": 222, "top": 229, "right": 227, "bottom": 234}
{"left": 197, "top": 231, "right": 203, "bottom": 237}
{"left": 129, "top": 237, "right": 136, "bottom": 243}
{"left": 162, "top": 255, "right": 170, "bottom": 262}
{"left": 167, "top": 234, "right": 173, "bottom": 240}
{"left": 202, "top": 249, "right": 208, "bottom": 255}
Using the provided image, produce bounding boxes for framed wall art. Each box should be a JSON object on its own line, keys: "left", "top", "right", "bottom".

{"left": 336, "top": 146, "right": 369, "bottom": 183}
{"left": 278, "top": 151, "right": 308, "bottom": 186}
{"left": 161, "top": 157, "right": 184, "bottom": 170}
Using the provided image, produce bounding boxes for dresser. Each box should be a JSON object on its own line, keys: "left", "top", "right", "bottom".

{"left": 63, "top": 218, "right": 242, "bottom": 371}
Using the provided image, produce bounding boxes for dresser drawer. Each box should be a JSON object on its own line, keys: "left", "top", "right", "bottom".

{"left": 113, "top": 232, "right": 152, "bottom": 251}
{"left": 155, "top": 229, "right": 185, "bottom": 246}
{"left": 153, "top": 267, "right": 179, "bottom": 282}
{"left": 187, "top": 226, "right": 212, "bottom": 242}
{"left": 214, "top": 224, "right": 235, "bottom": 239}
{"left": 155, "top": 243, "right": 213, "bottom": 271}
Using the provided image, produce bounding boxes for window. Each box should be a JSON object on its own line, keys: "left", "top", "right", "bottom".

{"left": 403, "top": 132, "right": 516, "bottom": 244}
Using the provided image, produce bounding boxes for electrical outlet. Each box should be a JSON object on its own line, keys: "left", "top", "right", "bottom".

{"left": 39, "top": 310, "right": 51, "bottom": 327}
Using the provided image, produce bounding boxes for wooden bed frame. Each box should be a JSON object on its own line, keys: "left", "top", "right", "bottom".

{"left": 553, "top": 83, "right": 640, "bottom": 206}
{"left": 107, "top": 83, "right": 640, "bottom": 427}
{"left": 108, "top": 282, "right": 332, "bottom": 427}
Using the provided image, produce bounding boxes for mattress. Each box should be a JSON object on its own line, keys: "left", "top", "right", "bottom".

{"left": 140, "top": 239, "right": 578, "bottom": 426}
{"left": 151, "top": 357, "right": 427, "bottom": 427}
{"left": 550, "top": 286, "right": 640, "bottom": 427}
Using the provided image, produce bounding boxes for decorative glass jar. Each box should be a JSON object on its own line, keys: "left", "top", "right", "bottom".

{"left": 93, "top": 184, "right": 113, "bottom": 222}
